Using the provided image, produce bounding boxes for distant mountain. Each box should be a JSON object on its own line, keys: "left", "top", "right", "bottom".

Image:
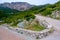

{"left": 0, "top": 6, "right": 19, "bottom": 19}
{"left": 2, "top": 1, "right": 60, "bottom": 25}
{"left": 0, "top": 2, "right": 34, "bottom": 11}
{"left": 0, "top": 6, "right": 19, "bottom": 13}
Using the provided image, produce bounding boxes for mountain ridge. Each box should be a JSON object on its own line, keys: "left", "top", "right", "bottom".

{"left": 0, "top": 2, "right": 34, "bottom": 11}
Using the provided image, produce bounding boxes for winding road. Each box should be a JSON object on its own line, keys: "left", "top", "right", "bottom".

{"left": 0, "top": 15, "right": 60, "bottom": 40}
{"left": 35, "top": 15, "right": 60, "bottom": 40}
{"left": 0, "top": 25, "right": 24, "bottom": 40}
{"left": 0, "top": 25, "right": 35, "bottom": 40}
{"left": 35, "top": 15, "right": 60, "bottom": 31}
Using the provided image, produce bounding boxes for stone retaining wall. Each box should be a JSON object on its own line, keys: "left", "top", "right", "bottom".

{"left": 8, "top": 24, "right": 53, "bottom": 39}
{"left": 7, "top": 19, "right": 54, "bottom": 39}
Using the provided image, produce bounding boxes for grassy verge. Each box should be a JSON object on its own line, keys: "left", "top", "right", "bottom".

{"left": 24, "top": 22, "right": 46, "bottom": 31}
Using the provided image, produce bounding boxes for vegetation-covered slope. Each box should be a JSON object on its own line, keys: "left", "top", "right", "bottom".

{"left": 1, "top": 1, "right": 60, "bottom": 25}
{"left": 0, "top": 6, "right": 19, "bottom": 19}
{"left": 28, "top": 1, "right": 60, "bottom": 16}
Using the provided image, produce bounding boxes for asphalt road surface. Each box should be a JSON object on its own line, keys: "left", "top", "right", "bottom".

{"left": 0, "top": 26, "right": 24, "bottom": 40}
{"left": 35, "top": 15, "right": 60, "bottom": 40}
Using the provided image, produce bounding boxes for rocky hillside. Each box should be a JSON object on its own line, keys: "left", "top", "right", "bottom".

{"left": 0, "top": 2, "right": 34, "bottom": 11}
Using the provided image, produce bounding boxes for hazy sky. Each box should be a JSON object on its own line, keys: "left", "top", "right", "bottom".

{"left": 0, "top": 0, "right": 60, "bottom": 5}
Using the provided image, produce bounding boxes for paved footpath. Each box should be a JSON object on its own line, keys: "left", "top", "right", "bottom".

{"left": 0, "top": 26, "right": 24, "bottom": 40}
